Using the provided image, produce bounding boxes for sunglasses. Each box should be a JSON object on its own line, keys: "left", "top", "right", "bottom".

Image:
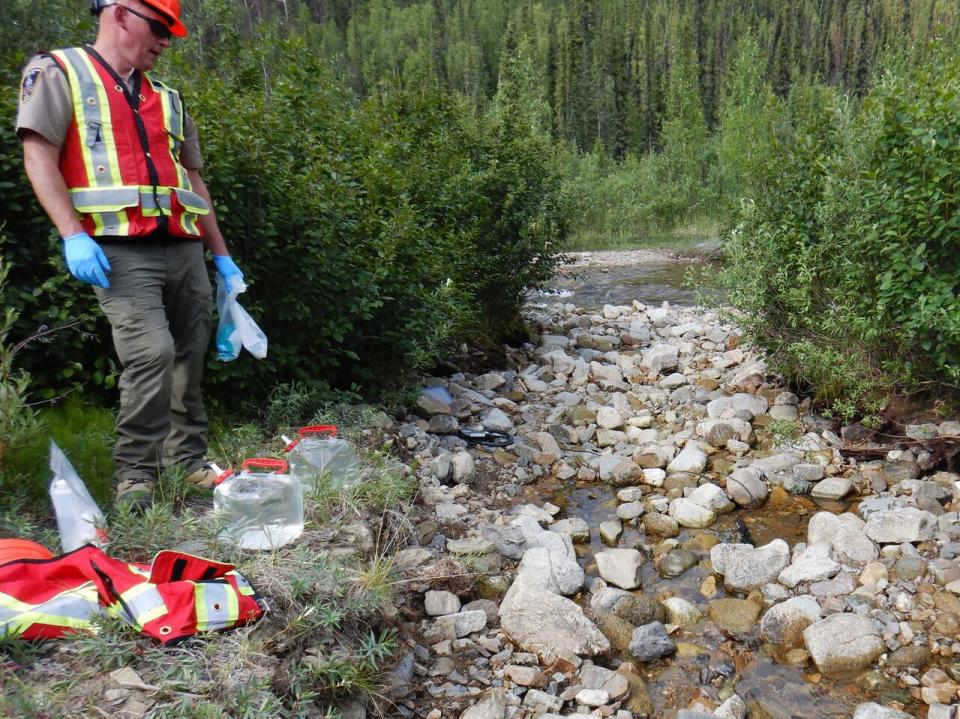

{"left": 119, "top": 4, "right": 173, "bottom": 40}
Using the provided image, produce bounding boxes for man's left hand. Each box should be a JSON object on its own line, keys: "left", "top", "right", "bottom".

{"left": 213, "top": 254, "right": 244, "bottom": 293}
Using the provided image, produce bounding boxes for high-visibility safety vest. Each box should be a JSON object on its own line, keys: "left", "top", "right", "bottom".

{"left": 0, "top": 545, "right": 265, "bottom": 645}
{"left": 48, "top": 45, "right": 210, "bottom": 239}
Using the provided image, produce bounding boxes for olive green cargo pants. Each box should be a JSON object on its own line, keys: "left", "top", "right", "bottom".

{"left": 94, "top": 240, "right": 211, "bottom": 487}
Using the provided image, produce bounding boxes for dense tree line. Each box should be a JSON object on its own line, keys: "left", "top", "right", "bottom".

{"left": 715, "top": 45, "right": 960, "bottom": 415}
{"left": 223, "top": 0, "right": 959, "bottom": 156}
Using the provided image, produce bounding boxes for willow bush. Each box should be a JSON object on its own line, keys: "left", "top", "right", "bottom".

{"left": 715, "top": 44, "right": 960, "bottom": 418}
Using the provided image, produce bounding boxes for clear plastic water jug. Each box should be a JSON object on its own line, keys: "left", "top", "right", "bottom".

{"left": 214, "top": 458, "right": 303, "bottom": 550}
{"left": 283, "top": 425, "right": 360, "bottom": 489}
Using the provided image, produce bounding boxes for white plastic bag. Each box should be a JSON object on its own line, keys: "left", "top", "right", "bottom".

{"left": 49, "top": 441, "right": 107, "bottom": 552}
{"left": 216, "top": 276, "right": 268, "bottom": 361}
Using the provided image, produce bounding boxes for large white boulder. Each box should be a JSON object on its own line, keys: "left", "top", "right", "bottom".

{"left": 863, "top": 508, "right": 937, "bottom": 544}
{"left": 710, "top": 540, "right": 790, "bottom": 593}
{"left": 803, "top": 613, "right": 883, "bottom": 675}
{"left": 499, "top": 580, "right": 609, "bottom": 663}
{"left": 643, "top": 343, "right": 679, "bottom": 374}
{"left": 595, "top": 548, "right": 644, "bottom": 590}
{"left": 851, "top": 703, "right": 913, "bottom": 719}
{"left": 669, "top": 498, "right": 716, "bottom": 528}
{"left": 807, "top": 512, "right": 878, "bottom": 566}
{"left": 760, "top": 596, "right": 821, "bottom": 647}
{"left": 706, "top": 393, "right": 769, "bottom": 419}
{"left": 460, "top": 690, "right": 507, "bottom": 719}
{"left": 596, "top": 406, "right": 624, "bottom": 430}
{"left": 778, "top": 543, "right": 841, "bottom": 588}
{"left": 667, "top": 443, "right": 708, "bottom": 474}
{"left": 513, "top": 546, "right": 584, "bottom": 597}
{"left": 726, "top": 468, "right": 768, "bottom": 508}
{"left": 688, "top": 483, "right": 734, "bottom": 514}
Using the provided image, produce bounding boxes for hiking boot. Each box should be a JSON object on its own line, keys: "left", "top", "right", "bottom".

{"left": 184, "top": 463, "right": 220, "bottom": 489}
{"left": 115, "top": 479, "right": 155, "bottom": 513}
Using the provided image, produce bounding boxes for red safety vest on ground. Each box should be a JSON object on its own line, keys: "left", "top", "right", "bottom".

{"left": 48, "top": 45, "right": 210, "bottom": 239}
{"left": 0, "top": 545, "right": 264, "bottom": 645}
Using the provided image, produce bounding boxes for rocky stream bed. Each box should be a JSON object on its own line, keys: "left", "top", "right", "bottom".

{"left": 381, "top": 253, "right": 960, "bottom": 719}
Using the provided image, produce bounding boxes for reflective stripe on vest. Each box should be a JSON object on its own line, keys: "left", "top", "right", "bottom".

{"left": 119, "top": 582, "right": 168, "bottom": 628}
{"left": 230, "top": 571, "right": 256, "bottom": 597}
{"left": 0, "top": 584, "right": 101, "bottom": 637}
{"left": 69, "top": 185, "right": 209, "bottom": 216}
{"left": 49, "top": 48, "right": 209, "bottom": 237}
{"left": 51, "top": 47, "right": 128, "bottom": 236}
{"left": 194, "top": 581, "right": 239, "bottom": 631}
{"left": 149, "top": 77, "right": 201, "bottom": 236}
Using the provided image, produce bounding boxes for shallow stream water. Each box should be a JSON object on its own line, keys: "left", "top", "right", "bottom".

{"left": 504, "top": 474, "right": 922, "bottom": 718}
{"left": 513, "top": 254, "right": 924, "bottom": 718}
{"left": 530, "top": 260, "right": 719, "bottom": 310}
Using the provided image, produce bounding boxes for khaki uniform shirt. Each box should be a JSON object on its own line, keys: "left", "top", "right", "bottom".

{"left": 16, "top": 53, "right": 203, "bottom": 170}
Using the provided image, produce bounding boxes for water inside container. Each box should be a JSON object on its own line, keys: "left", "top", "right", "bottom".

{"left": 289, "top": 437, "right": 360, "bottom": 489}
{"left": 214, "top": 470, "right": 303, "bottom": 550}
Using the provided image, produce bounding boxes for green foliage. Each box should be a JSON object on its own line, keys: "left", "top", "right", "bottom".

{"left": 658, "top": 30, "right": 711, "bottom": 218}
{"left": 560, "top": 143, "right": 719, "bottom": 246}
{"left": 293, "top": 629, "right": 396, "bottom": 699}
{"left": 292, "top": 0, "right": 960, "bottom": 156}
{"left": 0, "top": 250, "right": 39, "bottom": 470}
{"left": 0, "top": 668, "right": 60, "bottom": 719}
{"left": 767, "top": 418, "right": 801, "bottom": 443}
{"left": 854, "top": 49, "right": 960, "bottom": 383}
{"left": 0, "top": 494, "right": 59, "bottom": 547}
{"left": 105, "top": 497, "right": 214, "bottom": 561}
{"left": 710, "top": 35, "right": 779, "bottom": 217}
{"left": 715, "top": 42, "right": 960, "bottom": 412}
{"left": 1, "top": 397, "right": 114, "bottom": 506}
{"left": 68, "top": 616, "right": 142, "bottom": 671}
{"left": 151, "top": 684, "right": 289, "bottom": 719}
{"left": 0, "top": 3, "right": 115, "bottom": 401}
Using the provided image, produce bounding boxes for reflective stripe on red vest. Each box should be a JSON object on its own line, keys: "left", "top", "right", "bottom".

{"left": 49, "top": 46, "right": 209, "bottom": 239}
{"left": 0, "top": 545, "right": 264, "bottom": 645}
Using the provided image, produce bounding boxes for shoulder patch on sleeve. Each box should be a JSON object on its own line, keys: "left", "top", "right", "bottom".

{"left": 21, "top": 68, "right": 43, "bottom": 102}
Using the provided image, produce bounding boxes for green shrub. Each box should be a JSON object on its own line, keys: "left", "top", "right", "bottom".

{"left": 0, "top": 396, "right": 114, "bottom": 506}
{"left": 709, "top": 35, "right": 778, "bottom": 218}
{"left": 851, "top": 48, "right": 960, "bottom": 384}
{"left": 715, "top": 43, "right": 960, "bottom": 413}
{"left": 0, "top": 250, "right": 39, "bottom": 471}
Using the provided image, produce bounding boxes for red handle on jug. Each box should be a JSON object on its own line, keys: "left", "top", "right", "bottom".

{"left": 241, "top": 458, "right": 289, "bottom": 473}
{"left": 298, "top": 425, "right": 338, "bottom": 439}
{"left": 213, "top": 468, "right": 236, "bottom": 486}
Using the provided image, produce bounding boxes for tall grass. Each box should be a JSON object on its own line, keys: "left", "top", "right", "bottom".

{"left": 566, "top": 218, "right": 722, "bottom": 252}
{"left": 0, "top": 396, "right": 115, "bottom": 507}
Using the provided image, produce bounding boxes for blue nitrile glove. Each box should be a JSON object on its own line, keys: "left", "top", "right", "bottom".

{"left": 213, "top": 254, "right": 244, "bottom": 293}
{"left": 63, "top": 232, "right": 111, "bottom": 288}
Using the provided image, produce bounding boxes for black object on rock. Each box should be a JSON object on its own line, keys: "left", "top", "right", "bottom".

{"left": 458, "top": 428, "right": 512, "bottom": 447}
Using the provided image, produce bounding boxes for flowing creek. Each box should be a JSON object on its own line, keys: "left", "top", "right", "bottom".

{"left": 522, "top": 255, "right": 923, "bottom": 716}
{"left": 529, "top": 249, "right": 721, "bottom": 310}
{"left": 406, "top": 249, "right": 957, "bottom": 719}
{"left": 525, "top": 479, "right": 918, "bottom": 718}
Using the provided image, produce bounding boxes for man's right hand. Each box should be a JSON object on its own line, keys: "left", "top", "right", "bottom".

{"left": 63, "top": 232, "right": 111, "bottom": 288}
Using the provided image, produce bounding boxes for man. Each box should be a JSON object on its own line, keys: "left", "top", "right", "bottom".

{"left": 16, "top": 0, "right": 242, "bottom": 510}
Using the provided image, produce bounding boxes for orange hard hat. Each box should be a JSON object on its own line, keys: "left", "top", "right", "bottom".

{"left": 140, "top": 0, "right": 188, "bottom": 38}
{"left": 0, "top": 538, "right": 55, "bottom": 566}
